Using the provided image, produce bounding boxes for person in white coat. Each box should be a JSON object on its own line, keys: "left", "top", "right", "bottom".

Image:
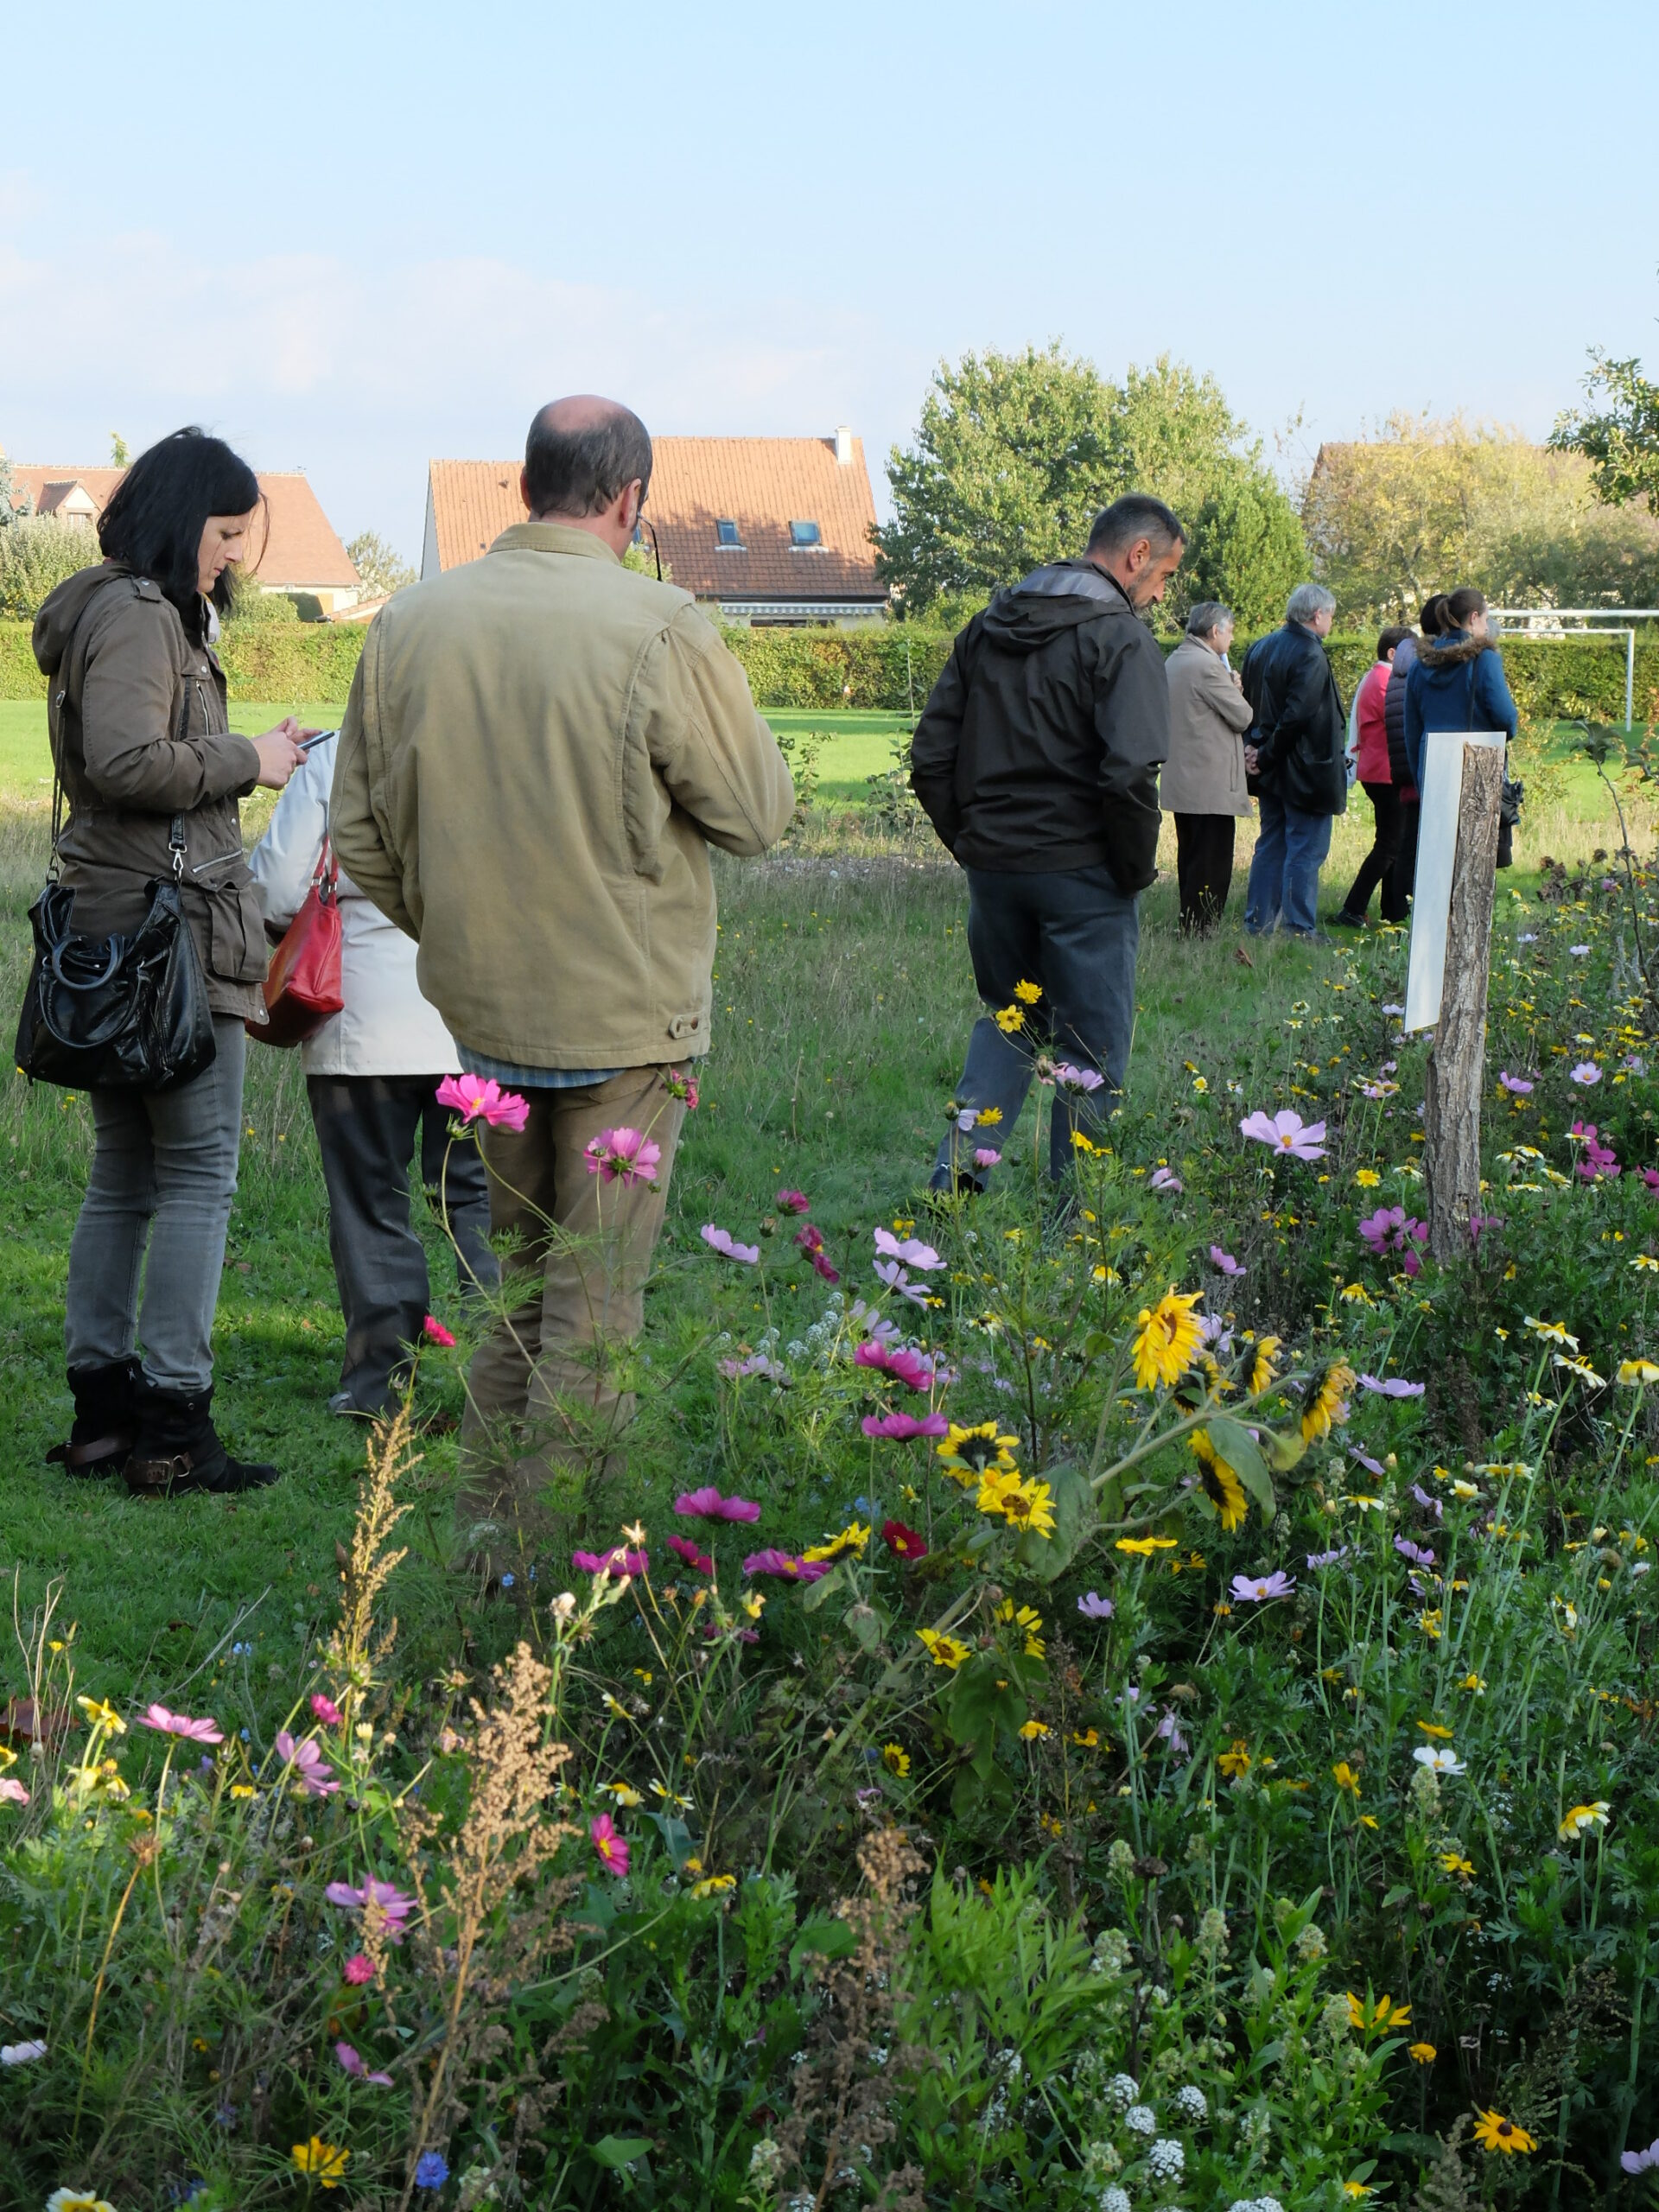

{"left": 249, "top": 731, "right": 498, "bottom": 1418}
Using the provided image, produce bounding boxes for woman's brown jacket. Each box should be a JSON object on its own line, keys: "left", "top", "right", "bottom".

{"left": 32, "top": 563, "right": 268, "bottom": 1020}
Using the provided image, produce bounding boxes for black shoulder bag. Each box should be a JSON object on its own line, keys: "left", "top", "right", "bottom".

{"left": 14, "top": 680, "right": 218, "bottom": 1092}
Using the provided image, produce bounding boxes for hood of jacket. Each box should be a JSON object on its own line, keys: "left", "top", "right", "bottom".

{"left": 32, "top": 560, "right": 134, "bottom": 677}
{"left": 1415, "top": 628, "right": 1488, "bottom": 669}
{"left": 978, "top": 559, "right": 1135, "bottom": 656}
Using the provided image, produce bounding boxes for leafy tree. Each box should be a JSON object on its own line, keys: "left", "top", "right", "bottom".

{"left": 0, "top": 517, "right": 99, "bottom": 618}
{"left": 1551, "top": 349, "right": 1659, "bottom": 512}
{"left": 346, "top": 531, "right": 418, "bottom": 601}
{"left": 110, "top": 433, "right": 130, "bottom": 467}
{"left": 1180, "top": 473, "right": 1310, "bottom": 632}
{"left": 874, "top": 344, "right": 1305, "bottom": 629}
{"left": 0, "top": 450, "right": 26, "bottom": 528}
{"left": 1304, "top": 412, "right": 1659, "bottom": 624}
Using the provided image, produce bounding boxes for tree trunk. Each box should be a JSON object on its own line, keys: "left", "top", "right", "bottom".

{"left": 1424, "top": 744, "right": 1503, "bottom": 1263}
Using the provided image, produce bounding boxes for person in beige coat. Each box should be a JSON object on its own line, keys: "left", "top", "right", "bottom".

{"left": 1160, "top": 601, "right": 1255, "bottom": 933}
{"left": 330, "top": 396, "right": 793, "bottom": 1580}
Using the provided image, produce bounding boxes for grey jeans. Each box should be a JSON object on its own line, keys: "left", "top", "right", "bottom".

{"left": 66, "top": 1015, "right": 247, "bottom": 1394}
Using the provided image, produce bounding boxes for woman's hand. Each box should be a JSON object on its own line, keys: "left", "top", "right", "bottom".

{"left": 250, "top": 718, "right": 319, "bottom": 790}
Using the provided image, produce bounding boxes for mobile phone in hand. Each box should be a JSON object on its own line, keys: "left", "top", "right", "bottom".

{"left": 297, "top": 728, "right": 339, "bottom": 753}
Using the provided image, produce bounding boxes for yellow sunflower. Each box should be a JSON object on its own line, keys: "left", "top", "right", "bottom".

{"left": 1191, "top": 1427, "right": 1248, "bottom": 1530}
{"left": 1132, "top": 1289, "right": 1205, "bottom": 1391}
{"left": 1249, "top": 1335, "right": 1283, "bottom": 1395}
{"left": 1301, "top": 1360, "right": 1357, "bottom": 1443}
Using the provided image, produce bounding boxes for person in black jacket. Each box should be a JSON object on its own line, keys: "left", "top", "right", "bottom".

{"left": 1382, "top": 595, "right": 1447, "bottom": 905}
{"left": 910, "top": 494, "right": 1185, "bottom": 1189}
{"left": 1241, "top": 582, "right": 1347, "bottom": 938}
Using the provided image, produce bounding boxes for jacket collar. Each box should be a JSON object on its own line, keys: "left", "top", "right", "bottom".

{"left": 487, "top": 521, "right": 621, "bottom": 564}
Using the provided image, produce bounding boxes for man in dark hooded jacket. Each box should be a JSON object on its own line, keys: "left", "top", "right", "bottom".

{"left": 910, "top": 494, "right": 1185, "bottom": 1187}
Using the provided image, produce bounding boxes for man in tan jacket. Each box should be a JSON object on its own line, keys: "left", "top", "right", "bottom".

{"left": 332, "top": 396, "right": 793, "bottom": 1572}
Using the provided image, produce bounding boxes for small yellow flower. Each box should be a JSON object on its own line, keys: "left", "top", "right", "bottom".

{"left": 803, "top": 1521, "right": 871, "bottom": 1564}
{"left": 1217, "top": 1740, "right": 1252, "bottom": 1778}
{"left": 995, "top": 1004, "right": 1026, "bottom": 1033}
{"left": 690, "top": 1873, "right": 737, "bottom": 1898}
{"left": 1354, "top": 1167, "right": 1381, "bottom": 1187}
{"left": 1343, "top": 2187, "right": 1374, "bottom": 2201}
{"left": 1459, "top": 1672, "right": 1487, "bottom": 1694}
{"left": 291, "top": 2137, "right": 350, "bottom": 2186}
{"left": 1332, "top": 1761, "right": 1361, "bottom": 1798}
{"left": 1408, "top": 2041, "right": 1438, "bottom": 2064}
{"left": 1440, "top": 1852, "right": 1475, "bottom": 1878}
{"left": 603, "top": 1782, "right": 645, "bottom": 1807}
{"left": 1071, "top": 1727, "right": 1100, "bottom": 1748}
{"left": 1018, "top": 1719, "right": 1050, "bottom": 1740}
{"left": 45, "top": 2196, "right": 118, "bottom": 2212}
{"left": 1632, "top": 1255, "right": 1659, "bottom": 1273}
{"left": 1416, "top": 1721, "right": 1453, "bottom": 1740}
{"left": 881, "top": 1743, "right": 911, "bottom": 1777}
{"left": 917, "top": 1629, "right": 970, "bottom": 1670}
{"left": 76, "top": 1696, "right": 125, "bottom": 1735}
{"left": 1617, "top": 1358, "right": 1659, "bottom": 1385}
{"left": 1524, "top": 1315, "right": 1578, "bottom": 1348}
{"left": 975, "top": 1106, "right": 1003, "bottom": 1127}
{"left": 1473, "top": 2108, "right": 1536, "bottom": 2155}
{"left": 229, "top": 1783, "right": 257, "bottom": 1800}
{"left": 1558, "top": 1801, "right": 1611, "bottom": 1841}
{"left": 1347, "top": 1992, "right": 1411, "bottom": 2032}
{"left": 1116, "top": 1535, "right": 1179, "bottom": 1556}
{"left": 1014, "top": 979, "right": 1043, "bottom": 1003}
{"left": 976, "top": 1469, "right": 1056, "bottom": 1537}
{"left": 1338, "top": 1281, "right": 1374, "bottom": 1306}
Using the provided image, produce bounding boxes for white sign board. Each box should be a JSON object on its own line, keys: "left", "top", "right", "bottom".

{"left": 1402, "top": 731, "right": 1506, "bottom": 1034}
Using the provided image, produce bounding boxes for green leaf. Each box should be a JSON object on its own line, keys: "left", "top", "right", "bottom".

{"left": 846, "top": 1599, "right": 886, "bottom": 1651}
{"left": 790, "top": 1915, "right": 856, "bottom": 1974}
{"left": 590, "top": 2135, "right": 653, "bottom": 2169}
{"left": 801, "top": 1562, "right": 844, "bottom": 1612}
{"left": 1207, "top": 1415, "right": 1276, "bottom": 1517}
{"left": 1381, "top": 1884, "right": 1414, "bottom": 1910}
{"left": 1016, "top": 1460, "right": 1095, "bottom": 1581}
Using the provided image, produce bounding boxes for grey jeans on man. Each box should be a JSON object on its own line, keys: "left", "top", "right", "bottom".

{"left": 66, "top": 1014, "right": 247, "bottom": 1394}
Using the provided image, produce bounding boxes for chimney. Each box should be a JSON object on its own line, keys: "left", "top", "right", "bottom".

{"left": 834, "top": 425, "right": 854, "bottom": 466}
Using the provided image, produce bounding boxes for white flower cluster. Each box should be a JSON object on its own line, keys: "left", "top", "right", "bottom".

{"left": 1104, "top": 2071, "right": 1141, "bottom": 2112}
{"left": 1228, "top": 2198, "right": 1287, "bottom": 2212}
{"left": 1124, "top": 2103, "right": 1157, "bottom": 2137}
{"left": 1173, "top": 2083, "right": 1208, "bottom": 2123}
{"left": 1147, "top": 2138, "right": 1185, "bottom": 2182}
{"left": 1094, "top": 2190, "right": 1132, "bottom": 2212}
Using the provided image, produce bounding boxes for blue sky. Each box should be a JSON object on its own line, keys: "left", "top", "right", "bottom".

{"left": 4, "top": 0, "right": 1656, "bottom": 558}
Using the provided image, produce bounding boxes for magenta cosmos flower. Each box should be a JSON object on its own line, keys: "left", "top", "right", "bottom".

{"left": 584, "top": 1127, "right": 662, "bottom": 1185}
{"left": 325, "top": 1877, "right": 416, "bottom": 1940}
{"left": 861, "top": 1410, "right": 950, "bottom": 1440}
{"left": 675, "top": 1485, "right": 762, "bottom": 1522}
{"left": 742, "top": 1549, "right": 830, "bottom": 1582}
{"left": 136, "top": 1703, "right": 224, "bottom": 1744}
{"left": 701, "top": 1224, "right": 760, "bottom": 1264}
{"left": 776, "top": 1189, "right": 810, "bottom": 1213}
{"left": 853, "top": 1341, "right": 935, "bottom": 1392}
{"left": 342, "top": 1953, "right": 376, "bottom": 1986}
{"left": 423, "top": 1313, "right": 456, "bottom": 1348}
{"left": 310, "top": 1692, "right": 344, "bottom": 1726}
{"left": 1240, "top": 1109, "right": 1326, "bottom": 1161}
{"left": 573, "top": 1546, "right": 649, "bottom": 1576}
{"left": 335, "top": 2040, "right": 393, "bottom": 2085}
{"left": 874, "top": 1227, "right": 944, "bottom": 1271}
{"left": 435, "top": 1072, "right": 530, "bottom": 1133}
{"left": 591, "top": 1813, "right": 631, "bottom": 1876}
{"left": 666, "top": 1534, "right": 714, "bottom": 1573}
{"left": 1230, "top": 1570, "right": 1296, "bottom": 1602}
{"left": 275, "top": 1731, "right": 338, "bottom": 1796}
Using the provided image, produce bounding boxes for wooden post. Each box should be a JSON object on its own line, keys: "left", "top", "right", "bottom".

{"left": 1423, "top": 743, "right": 1503, "bottom": 1263}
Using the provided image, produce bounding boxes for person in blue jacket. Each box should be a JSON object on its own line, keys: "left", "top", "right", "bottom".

{"left": 1404, "top": 585, "right": 1518, "bottom": 866}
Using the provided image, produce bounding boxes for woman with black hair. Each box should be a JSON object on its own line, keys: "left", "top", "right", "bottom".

{"left": 33, "top": 427, "right": 309, "bottom": 1497}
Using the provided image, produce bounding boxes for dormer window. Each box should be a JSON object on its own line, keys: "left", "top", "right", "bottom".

{"left": 789, "top": 519, "right": 823, "bottom": 548}
{"left": 715, "top": 518, "right": 744, "bottom": 549}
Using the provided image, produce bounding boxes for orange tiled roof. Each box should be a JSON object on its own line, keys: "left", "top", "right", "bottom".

{"left": 7, "top": 466, "right": 359, "bottom": 590}
{"left": 426, "top": 436, "right": 884, "bottom": 601}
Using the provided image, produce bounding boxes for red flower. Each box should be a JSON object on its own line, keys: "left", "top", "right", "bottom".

{"left": 423, "top": 1314, "right": 457, "bottom": 1348}
{"left": 881, "top": 1519, "right": 928, "bottom": 1560}
{"left": 667, "top": 1534, "right": 715, "bottom": 1573}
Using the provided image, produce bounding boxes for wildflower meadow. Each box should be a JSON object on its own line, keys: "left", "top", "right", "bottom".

{"left": 2, "top": 744, "right": 1658, "bottom": 2209}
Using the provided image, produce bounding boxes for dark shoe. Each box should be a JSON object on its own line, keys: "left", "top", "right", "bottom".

{"left": 1329, "top": 908, "right": 1367, "bottom": 929}
{"left": 124, "top": 1383, "right": 282, "bottom": 1498}
{"left": 46, "top": 1358, "right": 142, "bottom": 1479}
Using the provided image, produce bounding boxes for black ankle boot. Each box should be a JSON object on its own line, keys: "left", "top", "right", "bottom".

{"left": 47, "top": 1359, "right": 143, "bottom": 1478}
{"left": 124, "top": 1382, "right": 282, "bottom": 1499}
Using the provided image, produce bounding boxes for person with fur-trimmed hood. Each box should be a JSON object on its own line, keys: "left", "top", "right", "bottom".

{"left": 1403, "top": 585, "right": 1518, "bottom": 865}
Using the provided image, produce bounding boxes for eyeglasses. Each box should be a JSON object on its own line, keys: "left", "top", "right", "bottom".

{"left": 635, "top": 512, "right": 663, "bottom": 582}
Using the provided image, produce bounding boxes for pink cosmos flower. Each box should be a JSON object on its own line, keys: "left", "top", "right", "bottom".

{"left": 1306, "top": 1548, "right": 1349, "bottom": 1569}
{"left": 0, "top": 1777, "right": 29, "bottom": 1806}
{"left": 572, "top": 1547, "right": 649, "bottom": 1576}
{"left": 1571, "top": 1122, "right": 1620, "bottom": 1180}
{"left": 675, "top": 1486, "right": 762, "bottom": 1522}
{"left": 325, "top": 1877, "right": 416, "bottom": 1939}
{"left": 1077, "top": 1592, "right": 1115, "bottom": 1619}
{"left": 1498, "top": 1071, "right": 1534, "bottom": 1095}
{"left": 335, "top": 2040, "right": 393, "bottom": 2085}
{"left": 423, "top": 1314, "right": 457, "bottom": 1348}
{"left": 275, "top": 1731, "right": 338, "bottom": 1797}
{"left": 1358, "top": 1207, "right": 1428, "bottom": 1260}
{"left": 1148, "top": 1166, "right": 1184, "bottom": 1194}
{"left": 973, "top": 1147, "right": 1001, "bottom": 1169}
{"left": 591, "top": 1813, "right": 631, "bottom": 1876}
{"left": 854, "top": 1341, "right": 935, "bottom": 1393}
{"left": 1571, "top": 1061, "right": 1602, "bottom": 1086}
{"left": 342, "top": 1954, "right": 376, "bottom": 1986}
{"left": 776, "top": 1189, "right": 811, "bottom": 1214}
{"left": 718, "top": 1351, "right": 787, "bottom": 1382}
{"left": 794, "top": 1224, "right": 841, "bottom": 1281}
{"left": 136, "top": 1704, "right": 224, "bottom": 1744}
{"left": 1643, "top": 1168, "right": 1659, "bottom": 1192}
{"left": 664, "top": 1066, "right": 700, "bottom": 1109}
{"left": 1240, "top": 1109, "right": 1326, "bottom": 1161}
{"left": 809, "top": 1250, "right": 841, "bottom": 1283}
{"left": 1394, "top": 1535, "right": 1436, "bottom": 1568}
{"left": 1053, "top": 1063, "right": 1106, "bottom": 1095}
{"left": 701, "top": 1224, "right": 760, "bottom": 1264}
{"left": 874, "top": 1260, "right": 933, "bottom": 1306}
{"left": 584, "top": 1127, "right": 662, "bottom": 1185}
{"left": 1357, "top": 1374, "right": 1425, "bottom": 1397}
{"left": 1209, "top": 1245, "right": 1244, "bottom": 1276}
{"left": 435, "top": 1072, "right": 531, "bottom": 1132}
{"left": 742, "top": 1549, "right": 830, "bottom": 1582}
{"left": 667, "top": 1534, "right": 715, "bottom": 1573}
{"left": 873, "top": 1228, "right": 945, "bottom": 1272}
{"left": 309, "top": 1693, "right": 343, "bottom": 1726}
{"left": 1230, "top": 1570, "right": 1296, "bottom": 1602}
{"left": 860, "top": 1410, "right": 950, "bottom": 1440}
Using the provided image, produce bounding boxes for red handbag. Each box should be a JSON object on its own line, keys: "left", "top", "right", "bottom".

{"left": 249, "top": 839, "right": 345, "bottom": 1046}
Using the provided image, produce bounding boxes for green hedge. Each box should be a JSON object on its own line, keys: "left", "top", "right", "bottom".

{"left": 3, "top": 616, "right": 1656, "bottom": 723}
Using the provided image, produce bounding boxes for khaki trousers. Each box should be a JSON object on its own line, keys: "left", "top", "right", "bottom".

{"left": 457, "top": 1065, "right": 684, "bottom": 1555}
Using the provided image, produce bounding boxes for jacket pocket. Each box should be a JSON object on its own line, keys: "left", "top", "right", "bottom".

{"left": 204, "top": 881, "right": 269, "bottom": 983}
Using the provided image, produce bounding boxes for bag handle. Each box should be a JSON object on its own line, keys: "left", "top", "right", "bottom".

{"left": 311, "top": 833, "right": 339, "bottom": 904}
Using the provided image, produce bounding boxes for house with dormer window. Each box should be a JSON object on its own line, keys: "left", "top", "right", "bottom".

{"left": 421, "top": 429, "right": 887, "bottom": 626}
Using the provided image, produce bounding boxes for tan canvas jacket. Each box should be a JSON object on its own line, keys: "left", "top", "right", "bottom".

{"left": 329, "top": 523, "right": 794, "bottom": 1068}
{"left": 1159, "top": 635, "right": 1256, "bottom": 818}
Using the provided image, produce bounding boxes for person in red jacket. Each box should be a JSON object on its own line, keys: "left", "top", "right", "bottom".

{"left": 1332, "top": 626, "right": 1412, "bottom": 926}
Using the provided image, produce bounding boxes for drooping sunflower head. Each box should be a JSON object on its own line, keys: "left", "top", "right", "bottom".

{"left": 1191, "top": 1428, "right": 1248, "bottom": 1531}
{"left": 1248, "top": 1335, "right": 1283, "bottom": 1395}
{"left": 1301, "top": 1360, "right": 1357, "bottom": 1443}
{"left": 1132, "top": 1289, "right": 1205, "bottom": 1391}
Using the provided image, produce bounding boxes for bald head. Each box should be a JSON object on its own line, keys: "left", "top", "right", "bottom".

{"left": 524, "top": 395, "right": 652, "bottom": 522}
